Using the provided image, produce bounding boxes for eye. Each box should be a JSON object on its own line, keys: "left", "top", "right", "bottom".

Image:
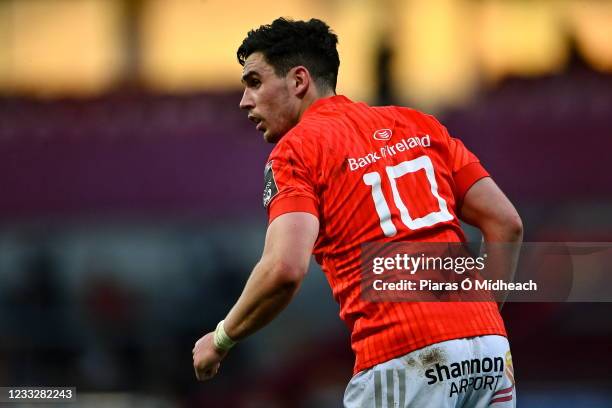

{"left": 248, "top": 78, "right": 261, "bottom": 88}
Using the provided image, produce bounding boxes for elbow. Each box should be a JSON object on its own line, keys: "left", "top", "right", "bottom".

{"left": 493, "top": 213, "right": 523, "bottom": 242}
{"left": 267, "top": 260, "right": 307, "bottom": 289}
{"left": 506, "top": 213, "right": 523, "bottom": 241}
{"left": 481, "top": 213, "right": 523, "bottom": 243}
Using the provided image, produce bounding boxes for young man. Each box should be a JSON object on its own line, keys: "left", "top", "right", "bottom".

{"left": 193, "top": 18, "right": 523, "bottom": 407}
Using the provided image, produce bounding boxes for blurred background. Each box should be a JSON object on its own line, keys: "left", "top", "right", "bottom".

{"left": 1, "top": 0, "right": 612, "bottom": 407}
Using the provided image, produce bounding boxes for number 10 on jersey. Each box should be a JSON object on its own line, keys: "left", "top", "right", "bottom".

{"left": 363, "top": 155, "right": 453, "bottom": 237}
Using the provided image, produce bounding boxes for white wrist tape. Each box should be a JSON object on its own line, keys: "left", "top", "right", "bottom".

{"left": 213, "top": 320, "right": 237, "bottom": 351}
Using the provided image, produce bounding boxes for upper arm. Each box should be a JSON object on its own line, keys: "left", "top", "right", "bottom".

{"left": 260, "top": 212, "right": 319, "bottom": 281}
{"left": 459, "top": 177, "right": 523, "bottom": 241}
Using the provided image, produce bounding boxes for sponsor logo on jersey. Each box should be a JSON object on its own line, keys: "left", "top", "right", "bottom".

{"left": 263, "top": 161, "right": 278, "bottom": 208}
{"left": 373, "top": 128, "right": 393, "bottom": 140}
{"left": 347, "top": 134, "right": 431, "bottom": 171}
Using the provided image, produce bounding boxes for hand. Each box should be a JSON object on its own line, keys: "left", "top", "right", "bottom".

{"left": 192, "top": 332, "right": 229, "bottom": 381}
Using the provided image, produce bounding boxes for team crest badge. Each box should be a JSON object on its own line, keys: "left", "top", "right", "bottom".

{"left": 263, "top": 161, "right": 278, "bottom": 208}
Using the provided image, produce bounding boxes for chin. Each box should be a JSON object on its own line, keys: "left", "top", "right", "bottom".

{"left": 263, "top": 130, "right": 282, "bottom": 144}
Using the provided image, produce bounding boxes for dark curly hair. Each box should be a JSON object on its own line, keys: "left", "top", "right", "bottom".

{"left": 237, "top": 18, "right": 340, "bottom": 92}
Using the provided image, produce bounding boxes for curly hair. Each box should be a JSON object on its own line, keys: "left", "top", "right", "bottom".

{"left": 237, "top": 18, "right": 340, "bottom": 92}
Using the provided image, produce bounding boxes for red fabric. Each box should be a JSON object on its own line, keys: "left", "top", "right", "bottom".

{"left": 269, "top": 195, "right": 318, "bottom": 223}
{"left": 490, "top": 395, "right": 514, "bottom": 404}
{"left": 454, "top": 162, "right": 490, "bottom": 200}
{"left": 265, "top": 95, "right": 506, "bottom": 374}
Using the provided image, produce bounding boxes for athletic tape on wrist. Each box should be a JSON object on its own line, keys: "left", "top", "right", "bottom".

{"left": 214, "top": 320, "right": 237, "bottom": 351}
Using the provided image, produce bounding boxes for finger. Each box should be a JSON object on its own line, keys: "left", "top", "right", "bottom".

{"left": 204, "top": 366, "right": 217, "bottom": 380}
{"left": 197, "top": 362, "right": 220, "bottom": 382}
{"left": 196, "top": 369, "right": 210, "bottom": 381}
{"left": 209, "top": 362, "right": 220, "bottom": 378}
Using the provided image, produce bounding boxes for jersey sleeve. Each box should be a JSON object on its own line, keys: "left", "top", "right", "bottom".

{"left": 263, "top": 136, "right": 319, "bottom": 223}
{"left": 436, "top": 120, "right": 490, "bottom": 200}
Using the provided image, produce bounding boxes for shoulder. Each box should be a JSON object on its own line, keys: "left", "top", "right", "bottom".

{"left": 384, "top": 105, "right": 443, "bottom": 126}
{"left": 268, "top": 124, "right": 321, "bottom": 167}
{"left": 272, "top": 119, "right": 324, "bottom": 153}
{"left": 380, "top": 105, "right": 452, "bottom": 140}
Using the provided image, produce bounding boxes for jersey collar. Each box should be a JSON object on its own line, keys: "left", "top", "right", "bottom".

{"left": 303, "top": 95, "right": 352, "bottom": 118}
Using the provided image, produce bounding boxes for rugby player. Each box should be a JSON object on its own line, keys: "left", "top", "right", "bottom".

{"left": 193, "top": 18, "right": 523, "bottom": 407}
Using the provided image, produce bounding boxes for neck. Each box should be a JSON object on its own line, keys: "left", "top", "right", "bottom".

{"left": 297, "top": 88, "right": 336, "bottom": 121}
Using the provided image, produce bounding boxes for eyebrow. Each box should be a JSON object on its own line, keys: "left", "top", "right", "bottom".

{"left": 241, "top": 71, "right": 259, "bottom": 84}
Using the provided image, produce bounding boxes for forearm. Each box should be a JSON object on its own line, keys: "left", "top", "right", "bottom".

{"left": 480, "top": 219, "right": 523, "bottom": 276}
{"left": 222, "top": 259, "right": 302, "bottom": 341}
{"left": 480, "top": 222, "right": 523, "bottom": 307}
{"left": 481, "top": 227, "right": 522, "bottom": 273}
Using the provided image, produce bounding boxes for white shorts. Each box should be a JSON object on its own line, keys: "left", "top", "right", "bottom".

{"left": 344, "top": 335, "right": 515, "bottom": 408}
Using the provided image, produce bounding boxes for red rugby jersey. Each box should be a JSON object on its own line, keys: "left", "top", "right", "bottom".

{"left": 264, "top": 95, "right": 506, "bottom": 374}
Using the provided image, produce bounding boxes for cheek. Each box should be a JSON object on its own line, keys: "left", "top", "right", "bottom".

{"left": 260, "top": 85, "right": 292, "bottom": 129}
{"left": 271, "top": 94, "right": 292, "bottom": 120}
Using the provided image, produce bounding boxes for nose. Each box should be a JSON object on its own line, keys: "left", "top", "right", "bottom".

{"left": 239, "top": 88, "right": 254, "bottom": 110}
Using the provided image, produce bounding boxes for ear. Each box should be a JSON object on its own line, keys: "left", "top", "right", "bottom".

{"left": 289, "top": 66, "right": 310, "bottom": 98}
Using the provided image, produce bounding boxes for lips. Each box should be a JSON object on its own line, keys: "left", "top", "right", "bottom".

{"left": 248, "top": 115, "right": 264, "bottom": 132}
